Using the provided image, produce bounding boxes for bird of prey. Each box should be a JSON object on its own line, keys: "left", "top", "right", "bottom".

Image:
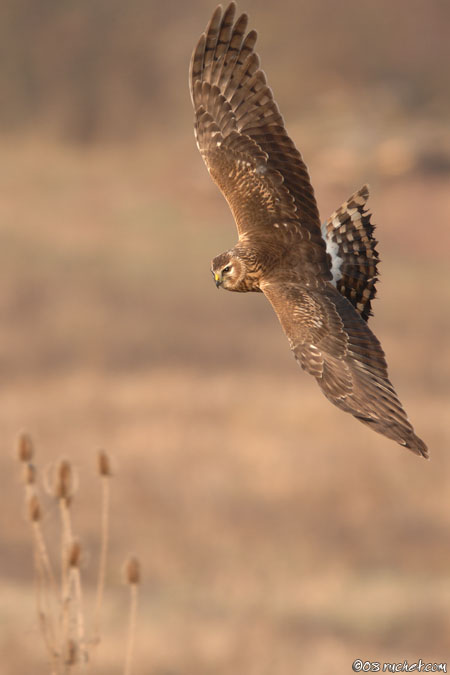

{"left": 189, "top": 2, "right": 427, "bottom": 457}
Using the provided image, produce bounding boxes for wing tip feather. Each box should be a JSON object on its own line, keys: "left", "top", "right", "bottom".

{"left": 404, "top": 434, "right": 429, "bottom": 459}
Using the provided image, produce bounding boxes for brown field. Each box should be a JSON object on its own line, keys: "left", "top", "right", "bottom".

{"left": 1, "top": 1, "right": 450, "bottom": 673}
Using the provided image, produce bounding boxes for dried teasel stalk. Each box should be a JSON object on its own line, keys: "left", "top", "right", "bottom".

{"left": 123, "top": 555, "right": 141, "bottom": 675}
{"left": 93, "top": 450, "right": 113, "bottom": 648}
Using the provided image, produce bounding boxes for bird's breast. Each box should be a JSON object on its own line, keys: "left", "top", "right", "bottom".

{"left": 232, "top": 268, "right": 263, "bottom": 293}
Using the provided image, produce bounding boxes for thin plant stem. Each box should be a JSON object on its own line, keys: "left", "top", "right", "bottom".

{"left": 59, "top": 498, "right": 73, "bottom": 656}
{"left": 124, "top": 583, "right": 138, "bottom": 675}
{"left": 33, "top": 529, "right": 59, "bottom": 670}
{"left": 94, "top": 473, "right": 110, "bottom": 644}
{"left": 32, "top": 520, "right": 59, "bottom": 656}
{"left": 32, "top": 518, "right": 58, "bottom": 605}
{"left": 71, "top": 567, "right": 88, "bottom": 671}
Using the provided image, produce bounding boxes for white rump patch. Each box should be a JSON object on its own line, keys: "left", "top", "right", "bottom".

{"left": 321, "top": 222, "right": 343, "bottom": 287}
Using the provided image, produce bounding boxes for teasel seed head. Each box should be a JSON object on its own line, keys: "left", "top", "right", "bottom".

{"left": 17, "top": 431, "right": 34, "bottom": 463}
{"left": 46, "top": 459, "right": 78, "bottom": 502}
{"left": 97, "top": 450, "right": 112, "bottom": 477}
{"left": 67, "top": 538, "right": 82, "bottom": 569}
{"left": 124, "top": 555, "right": 141, "bottom": 586}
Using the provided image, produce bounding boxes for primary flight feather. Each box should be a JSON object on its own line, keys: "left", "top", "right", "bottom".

{"left": 190, "top": 2, "right": 427, "bottom": 458}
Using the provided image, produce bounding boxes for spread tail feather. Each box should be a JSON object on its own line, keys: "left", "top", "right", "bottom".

{"left": 322, "top": 185, "right": 379, "bottom": 322}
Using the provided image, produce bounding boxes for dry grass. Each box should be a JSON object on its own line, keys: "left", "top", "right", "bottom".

{"left": 0, "top": 126, "right": 448, "bottom": 674}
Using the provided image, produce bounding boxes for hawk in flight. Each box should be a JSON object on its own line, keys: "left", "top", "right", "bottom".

{"left": 190, "top": 2, "right": 427, "bottom": 457}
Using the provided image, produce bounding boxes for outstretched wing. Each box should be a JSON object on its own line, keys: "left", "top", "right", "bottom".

{"left": 262, "top": 280, "right": 428, "bottom": 457}
{"left": 190, "top": 2, "right": 328, "bottom": 265}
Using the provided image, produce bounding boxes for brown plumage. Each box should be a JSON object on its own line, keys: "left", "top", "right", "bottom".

{"left": 190, "top": 2, "right": 427, "bottom": 458}
{"left": 322, "top": 185, "right": 379, "bottom": 322}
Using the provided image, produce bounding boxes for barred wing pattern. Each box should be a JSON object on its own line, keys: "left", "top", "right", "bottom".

{"left": 191, "top": 3, "right": 427, "bottom": 458}
{"left": 262, "top": 281, "right": 428, "bottom": 456}
{"left": 190, "top": 1, "right": 330, "bottom": 275}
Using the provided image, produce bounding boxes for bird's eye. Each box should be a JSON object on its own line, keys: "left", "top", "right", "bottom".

{"left": 223, "top": 265, "right": 231, "bottom": 274}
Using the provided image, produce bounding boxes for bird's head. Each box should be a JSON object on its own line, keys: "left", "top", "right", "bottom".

{"left": 211, "top": 251, "right": 247, "bottom": 291}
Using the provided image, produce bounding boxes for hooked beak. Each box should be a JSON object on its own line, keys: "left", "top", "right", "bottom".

{"left": 214, "top": 272, "right": 222, "bottom": 288}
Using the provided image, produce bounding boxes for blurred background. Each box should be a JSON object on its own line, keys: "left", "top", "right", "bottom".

{"left": 1, "top": 0, "right": 449, "bottom": 673}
